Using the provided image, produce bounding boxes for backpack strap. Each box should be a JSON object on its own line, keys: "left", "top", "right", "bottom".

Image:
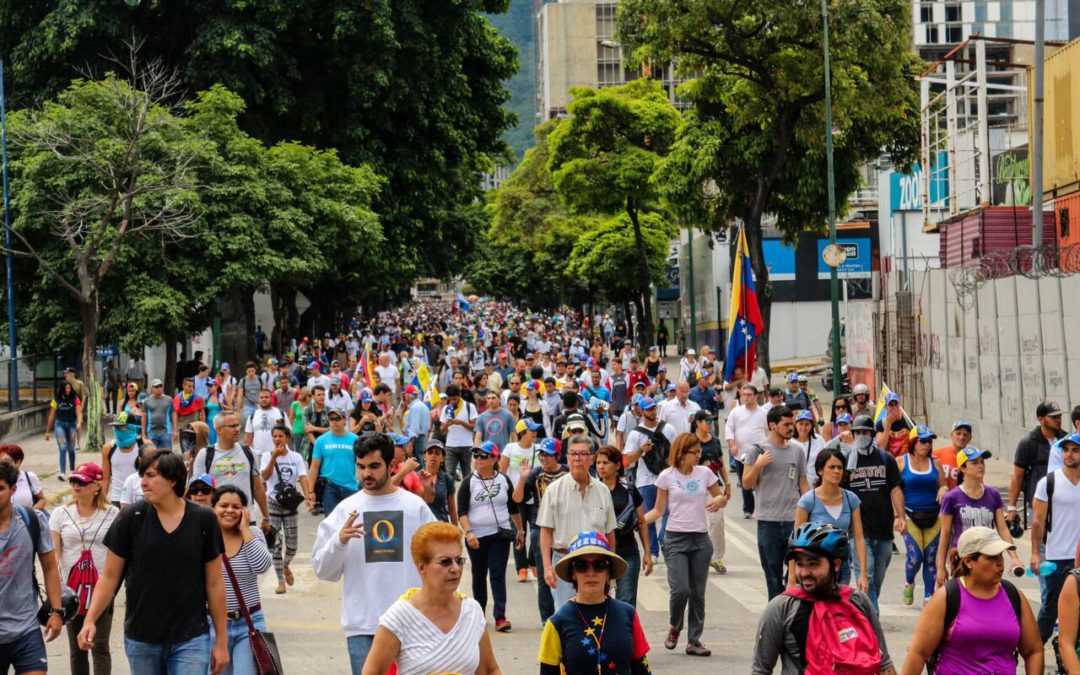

{"left": 14, "top": 505, "right": 41, "bottom": 598}
{"left": 1001, "top": 579, "right": 1022, "bottom": 622}
{"left": 1046, "top": 470, "right": 1056, "bottom": 535}
{"left": 238, "top": 444, "right": 257, "bottom": 498}
{"left": 942, "top": 578, "right": 961, "bottom": 637}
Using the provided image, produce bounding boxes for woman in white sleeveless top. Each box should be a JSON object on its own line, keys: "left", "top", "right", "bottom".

{"left": 363, "top": 521, "right": 502, "bottom": 675}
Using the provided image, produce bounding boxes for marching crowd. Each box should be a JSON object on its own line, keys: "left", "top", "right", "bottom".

{"left": 1, "top": 298, "right": 1077, "bottom": 674}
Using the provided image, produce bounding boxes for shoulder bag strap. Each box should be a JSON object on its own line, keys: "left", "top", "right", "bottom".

{"left": 222, "top": 555, "right": 259, "bottom": 633}
{"left": 479, "top": 473, "right": 509, "bottom": 530}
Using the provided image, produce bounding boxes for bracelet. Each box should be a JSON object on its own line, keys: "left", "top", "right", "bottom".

{"left": 1007, "top": 505, "right": 1018, "bottom": 512}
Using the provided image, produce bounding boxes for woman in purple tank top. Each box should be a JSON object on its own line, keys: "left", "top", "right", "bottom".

{"left": 901, "top": 526, "right": 1042, "bottom": 674}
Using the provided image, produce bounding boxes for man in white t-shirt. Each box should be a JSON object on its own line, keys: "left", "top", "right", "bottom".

{"left": 623, "top": 397, "right": 677, "bottom": 560}
{"left": 244, "top": 389, "right": 285, "bottom": 459}
{"left": 312, "top": 432, "right": 435, "bottom": 673}
{"left": 439, "top": 384, "right": 478, "bottom": 480}
{"left": 374, "top": 352, "right": 399, "bottom": 398}
{"left": 1030, "top": 431, "right": 1080, "bottom": 642}
{"left": 725, "top": 384, "right": 769, "bottom": 519}
{"left": 500, "top": 418, "right": 543, "bottom": 582}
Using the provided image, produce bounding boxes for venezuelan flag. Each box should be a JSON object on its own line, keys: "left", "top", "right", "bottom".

{"left": 724, "top": 228, "right": 765, "bottom": 382}
{"left": 359, "top": 345, "right": 375, "bottom": 390}
{"left": 873, "top": 385, "right": 892, "bottom": 426}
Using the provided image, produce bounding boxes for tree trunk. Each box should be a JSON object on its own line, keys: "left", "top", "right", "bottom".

{"left": 79, "top": 299, "right": 104, "bottom": 453}
{"left": 241, "top": 290, "right": 257, "bottom": 363}
{"left": 163, "top": 330, "right": 178, "bottom": 396}
{"left": 626, "top": 198, "right": 655, "bottom": 349}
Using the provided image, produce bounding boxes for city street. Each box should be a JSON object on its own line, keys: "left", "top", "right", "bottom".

{"left": 20, "top": 435, "right": 1052, "bottom": 674}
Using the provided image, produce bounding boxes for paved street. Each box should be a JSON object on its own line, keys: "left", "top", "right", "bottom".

{"left": 20, "top": 437, "right": 1052, "bottom": 674}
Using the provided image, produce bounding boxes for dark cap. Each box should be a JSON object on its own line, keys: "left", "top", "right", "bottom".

{"left": 1037, "top": 401, "right": 1063, "bottom": 418}
{"left": 692, "top": 409, "right": 714, "bottom": 424}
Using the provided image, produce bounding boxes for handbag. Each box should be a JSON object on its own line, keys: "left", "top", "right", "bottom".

{"left": 272, "top": 462, "right": 306, "bottom": 513}
{"left": 615, "top": 485, "right": 638, "bottom": 538}
{"left": 222, "top": 557, "right": 284, "bottom": 675}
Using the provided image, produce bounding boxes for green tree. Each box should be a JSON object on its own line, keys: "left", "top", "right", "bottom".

{"left": 619, "top": 0, "right": 920, "bottom": 370}
{"left": 0, "top": 1, "right": 518, "bottom": 296}
{"left": 7, "top": 66, "right": 204, "bottom": 448}
{"left": 546, "top": 79, "right": 682, "bottom": 348}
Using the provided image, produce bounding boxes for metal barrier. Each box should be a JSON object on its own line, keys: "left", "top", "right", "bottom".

{"left": 0, "top": 355, "right": 66, "bottom": 410}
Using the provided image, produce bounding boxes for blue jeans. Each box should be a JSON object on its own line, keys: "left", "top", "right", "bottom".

{"left": 123, "top": 632, "right": 210, "bottom": 675}
{"left": 757, "top": 520, "right": 794, "bottom": 600}
{"left": 322, "top": 481, "right": 356, "bottom": 517}
{"left": 853, "top": 537, "right": 895, "bottom": 613}
{"left": 346, "top": 634, "right": 374, "bottom": 675}
{"left": 148, "top": 431, "right": 172, "bottom": 451}
{"left": 637, "top": 484, "right": 668, "bottom": 558}
{"left": 209, "top": 610, "right": 265, "bottom": 675}
{"left": 616, "top": 544, "right": 642, "bottom": 607}
{"left": 550, "top": 550, "right": 576, "bottom": 610}
{"left": 54, "top": 420, "right": 77, "bottom": 474}
{"left": 1037, "top": 559, "right": 1074, "bottom": 642}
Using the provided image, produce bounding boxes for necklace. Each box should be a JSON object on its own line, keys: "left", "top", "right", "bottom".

{"left": 574, "top": 598, "right": 608, "bottom": 674}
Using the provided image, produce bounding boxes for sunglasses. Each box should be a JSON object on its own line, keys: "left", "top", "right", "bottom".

{"left": 433, "top": 556, "right": 467, "bottom": 568}
{"left": 571, "top": 558, "right": 611, "bottom": 573}
{"left": 188, "top": 485, "right": 213, "bottom": 495}
{"left": 68, "top": 478, "right": 92, "bottom": 487}
{"left": 472, "top": 452, "right": 494, "bottom": 459}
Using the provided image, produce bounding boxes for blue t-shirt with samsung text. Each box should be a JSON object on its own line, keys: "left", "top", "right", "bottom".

{"left": 313, "top": 431, "right": 358, "bottom": 490}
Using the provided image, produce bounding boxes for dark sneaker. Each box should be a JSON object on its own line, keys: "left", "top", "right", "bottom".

{"left": 665, "top": 626, "right": 679, "bottom": 650}
{"left": 685, "top": 642, "right": 711, "bottom": 657}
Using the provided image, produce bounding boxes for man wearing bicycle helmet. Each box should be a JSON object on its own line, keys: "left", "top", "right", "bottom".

{"left": 751, "top": 522, "right": 895, "bottom": 674}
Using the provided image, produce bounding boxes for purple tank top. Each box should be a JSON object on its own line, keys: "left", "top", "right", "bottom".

{"left": 933, "top": 582, "right": 1020, "bottom": 674}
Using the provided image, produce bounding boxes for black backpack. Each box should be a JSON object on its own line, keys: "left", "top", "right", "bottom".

{"left": 927, "top": 578, "right": 1021, "bottom": 673}
{"left": 201, "top": 444, "right": 258, "bottom": 497}
{"left": 634, "top": 421, "right": 671, "bottom": 476}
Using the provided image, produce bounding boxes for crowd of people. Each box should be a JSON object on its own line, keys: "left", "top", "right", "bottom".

{"left": 1, "top": 298, "right": 1076, "bottom": 674}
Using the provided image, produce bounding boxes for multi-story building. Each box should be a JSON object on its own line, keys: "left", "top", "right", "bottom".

{"left": 535, "top": 0, "right": 688, "bottom": 123}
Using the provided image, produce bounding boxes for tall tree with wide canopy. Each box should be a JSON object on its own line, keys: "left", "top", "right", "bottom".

{"left": 546, "top": 79, "right": 682, "bottom": 349}
{"left": 619, "top": 0, "right": 920, "bottom": 371}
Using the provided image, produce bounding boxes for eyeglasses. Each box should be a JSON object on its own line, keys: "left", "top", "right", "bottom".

{"left": 472, "top": 452, "right": 494, "bottom": 459}
{"left": 433, "top": 556, "right": 467, "bottom": 568}
{"left": 187, "top": 485, "right": 212, "bottom": 496}
{"left": 571, "top": 558, "right": 611, "bottom": 573}
{"left": 854, "top": 430, "right": 874, "bottom": 436}
{"left": 567, "top": 452, "right": 591, "bottom": 459}
{"left": 224, "top": 423, "right": 241, "bottom": 429}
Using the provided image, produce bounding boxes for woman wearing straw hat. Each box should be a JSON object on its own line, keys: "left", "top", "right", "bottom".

{"left": 537, "top": 532, "right": 652, "bottom": 675}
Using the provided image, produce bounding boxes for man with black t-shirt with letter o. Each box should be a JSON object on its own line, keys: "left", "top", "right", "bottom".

{"left": 78, "top": 450, "right": 228, "bottom": 674}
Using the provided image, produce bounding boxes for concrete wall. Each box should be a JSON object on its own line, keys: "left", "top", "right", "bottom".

{"left": 910, "top": 267, "right": 1080, "bottom": 456}
{"left": 539, "top": 2, "right": 599, "bottom": 116}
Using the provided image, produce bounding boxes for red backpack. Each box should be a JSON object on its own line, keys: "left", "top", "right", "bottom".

{"left": 784, "top": 585, "right": 881, "bottom": 675}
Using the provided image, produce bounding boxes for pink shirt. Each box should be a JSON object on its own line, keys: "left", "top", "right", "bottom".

{"left": 654, "top": 465, "right": 718, "bottom": 534}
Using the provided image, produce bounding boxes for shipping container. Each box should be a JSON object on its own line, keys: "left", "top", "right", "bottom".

{"left": 938, "top": 206, "right": 1055, "bottom": 270}
{"left": 1042, "top": 37, "right": 1080, "bottom": 199}
{"left": 1056, "top": 192, "right": 1080, "bottom": 272}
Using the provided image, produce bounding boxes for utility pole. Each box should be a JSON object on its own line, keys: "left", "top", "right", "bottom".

{"left": 687, "top": 229, "right": 697, "bottom": 352}
{"left": 822, "top": 0, "right": 843, "bottom": 391}
{"left": 1032, "top": 0, "right": 1045, "bottom": 251}
{"left": 0, "top": 60, "right": 18, "bottom": 411}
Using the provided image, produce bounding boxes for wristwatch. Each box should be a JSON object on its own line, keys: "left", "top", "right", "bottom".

{"left": 1007, "top": 505, "right": 1018, "bottom": 512}
{"left": 48, "top": 607, "right": 64, "bottom": 618}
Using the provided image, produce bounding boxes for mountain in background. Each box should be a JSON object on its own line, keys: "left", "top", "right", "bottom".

{"left": 487, "top": 0, "right": 536, "bottom": 161}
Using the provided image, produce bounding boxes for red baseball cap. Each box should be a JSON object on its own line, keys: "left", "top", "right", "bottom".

{"left": 70, "top": 463, "right": 104, "bottom": 483}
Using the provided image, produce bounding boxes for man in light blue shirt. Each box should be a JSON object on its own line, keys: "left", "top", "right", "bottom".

{"left": 403, "top": 384, "right": 431, "bottom": 463}
{"left": 307, "top": 410, "right": 359, "bottom": 517}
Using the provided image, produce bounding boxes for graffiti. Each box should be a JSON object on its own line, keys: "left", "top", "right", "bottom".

{"left": 1020, "top": 334, "right": 1042, "bottom": 354}
{"left": 981, "top": 373, "right": 1000, "bottom": 391}
{"left": 995, "top": 152, "right": 1030, "bottom": 207}
{"left": 978, "top": 323, "right": 996, "bottom": 356}
{"left": 919, "top": 331, "right": 943, "bottom": 370}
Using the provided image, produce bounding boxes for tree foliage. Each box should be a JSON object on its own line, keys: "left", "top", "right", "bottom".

{"left": 619, "top": 0, "right": 920, "bottom": 370}
{"left": 546, "top": 79, "right": 681, "bottom": 347}
{"left": 0, "top": 0, "right": 518, "bottom": 295}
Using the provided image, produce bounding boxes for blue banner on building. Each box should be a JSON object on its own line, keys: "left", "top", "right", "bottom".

{"left": 762, "top": 239, "right": 796, "bottom": 281}
{"left": 816, "top": 238, "right": 871, "bottom": 279}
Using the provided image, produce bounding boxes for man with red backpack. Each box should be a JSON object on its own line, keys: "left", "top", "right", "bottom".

{"left": 752, "top": 522, "right": 895, "bottom": 674}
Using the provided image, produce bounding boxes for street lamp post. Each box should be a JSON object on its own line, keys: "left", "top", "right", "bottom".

{"left": 0, "top": 60, "right": 18, "bottom": 411}
{"left": 822, "top": 0, "right": 843, "bottom": 392}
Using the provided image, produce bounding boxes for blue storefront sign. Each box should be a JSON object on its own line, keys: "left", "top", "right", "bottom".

{"left": 817, "top": 238, "right": 871, "bottom": 279}
{"left": 889, "top": 152, "right": 949, "bottom": 212}
{"left": 762, "top": 239, "right": 796, "bottom": 281}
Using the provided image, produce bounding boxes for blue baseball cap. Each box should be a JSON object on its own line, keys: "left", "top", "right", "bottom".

{"left": 915, "top": 425, "right": 937, "bottom": 441}
{"left": 188, "top": 473, "right": 215, "bottom": 488}
{"left": 788, "top": 373, "right": 799, "bottom": 383}
{"left": 956, "top": 446, "right": 992, "bottom": 468}
{"left": 538, "top": 438, "right": 560, "bottom": 455}
{"left": 657, "top": 365, "right": 667, "bottom": 373}
{"left": 394, "top": 434, "right": 414, "bottom": 446}
{"left": 638, "top": 397, "right": 657, "bottom": 410}
{"left": 884, "top": 392, "right": 901, "bottom": 405}
{"left": 836, "top": 412, "right": 853, "bottom": 425}
{"left": 360, "top": 390, "right": 373, "bottom": 403}
{"left": 665, "top": 382, "right": 676, "bottom": 392}
{"left": 587, "top": 358, "right": 598, "bottom": 369}
{"left": 796, "top": 410, "right": 814, "bottom": 422}
{"left": 220, "top": 362, "right": 231, "bottom": 371}
{"left": 631, "top": 393, "right": 644, "bottom": 405}
{"left": 952, "top": 420, "right": 973, "bottom": 432}
{"left": 1055, "top": 433, "right": 1080, "bottom": 450}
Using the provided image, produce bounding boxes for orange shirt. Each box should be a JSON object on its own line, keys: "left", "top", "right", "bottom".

{"left": 933, "top": 445, "right": 961, "bottom": 490}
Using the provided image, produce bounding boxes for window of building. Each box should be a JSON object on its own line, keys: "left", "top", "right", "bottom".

{"left": 945, "top": 25, "right": 962, "bottom": 42}
{"left": 596, "top": 3, "right": 616, "bottom": 40}
{"left": 944, "top": 4, "right": 961, "bottom": 22}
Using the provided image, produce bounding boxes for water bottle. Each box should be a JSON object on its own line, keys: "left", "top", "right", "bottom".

{"left": 1025, "top": 561, "right": 1058, "bottom": 577}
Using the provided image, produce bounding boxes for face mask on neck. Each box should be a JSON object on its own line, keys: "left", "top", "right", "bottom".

{"left": 115, "top": 428, "right": 138, "bottom": 448}
{"left": 855, "top": 435, "right": 873, "bottom": 453}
